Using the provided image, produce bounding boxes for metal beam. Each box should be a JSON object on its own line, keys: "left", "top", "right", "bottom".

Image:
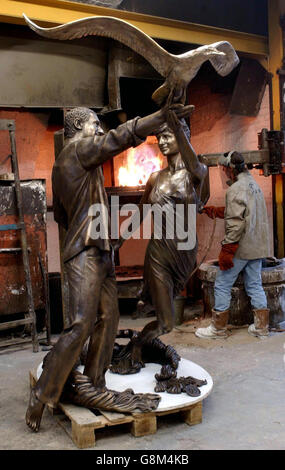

{"left": 200, "top": 149, "right": 270, "bottom": 167}
{"left": 268, "top": 0, "right": 283, "bottom": 131}
{"left": 0, "top": 0, "right": 268, "bottom": 58}
{"left": 268, "top": 0, "right": 285, "bottom": 258}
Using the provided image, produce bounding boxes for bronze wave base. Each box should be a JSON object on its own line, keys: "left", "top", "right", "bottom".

{"left": 42, "top": 329, "right": 207, "bottom": 414}
{"left": 64, "top": 370, "right": 161, "bottom": 413}
{"left": 110, "top": 329, "right": 181, "bottom": 375}
{"left": 110, "top": 329, "right": 207, "bottom": 398}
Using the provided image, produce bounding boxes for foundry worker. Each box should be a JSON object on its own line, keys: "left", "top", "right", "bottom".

{"left": 195, "top": 151, "right": 271, "bottom": 340}
{"left": 26, "top": 104, "right": 193, "bottom": 432}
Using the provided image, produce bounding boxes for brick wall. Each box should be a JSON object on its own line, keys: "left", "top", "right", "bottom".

{"left": 0, "top": 109, "right": 59, "bottom": 206}
{"left": 0, "top": 81, "right": 272, "bottom": 273}
{"left": 0, "top": 108, "right": 61, "bottom": 272}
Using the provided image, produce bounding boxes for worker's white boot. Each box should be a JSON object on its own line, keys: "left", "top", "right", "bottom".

{"left": 195, "top": 309, "right": 229, "bottom": 339}
{"left": 248, "top": 308, "right": 269, "bottom": 339}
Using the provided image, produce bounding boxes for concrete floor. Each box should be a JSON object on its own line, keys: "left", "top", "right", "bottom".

{"left": 0, "top": 312, "right": 285, "bottom": 450}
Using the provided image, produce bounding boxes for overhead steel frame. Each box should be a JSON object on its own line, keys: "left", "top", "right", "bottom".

{"left": 0, "top": 0, "right": 268, "bottom": 58}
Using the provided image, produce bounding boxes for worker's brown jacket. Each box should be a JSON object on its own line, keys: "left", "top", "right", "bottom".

{"left": 222, "top": 171, "right": 271, "bottom": 259}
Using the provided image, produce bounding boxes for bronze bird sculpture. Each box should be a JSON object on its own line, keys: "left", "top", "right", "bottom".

{"left": 23, "top": 14, "right": 239, "bottom": 105}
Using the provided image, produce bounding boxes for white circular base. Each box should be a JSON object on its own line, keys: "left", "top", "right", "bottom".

{"left": 37, "top": 358, "right": 213, "bottom": 413}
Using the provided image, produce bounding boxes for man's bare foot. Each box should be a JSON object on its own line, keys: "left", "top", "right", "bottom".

{"left": 25, "top": 388, "right": 45, "bottom": 432}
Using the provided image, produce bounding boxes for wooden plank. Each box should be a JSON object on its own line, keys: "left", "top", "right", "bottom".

{"left": 131, "top": 412, "right": 157, "bottom": 437}
{"left": 181, "top": 401, "right": 203, "bottom": 426}
{"left": 156, "top": 407, "right": 186, "bottom": 417}
{"left": 0, "top": 333, "right": 46, "bottom": 349}
{"left": 71, "top": 421, "right": 96, "bottom": 449}
{"left": 99, "top": 409, "right": 130, "bottom": 424}
{"left": 56, "top": 414, "right": 96, "bottom": 449}
{"left": 58, "top": 403, "right": 103, "bottom": 428}
{"left": 0, "top": 318, "right": 33, "bottom": 331}
{"left": 57, "top": 404, "right": 100, "bottom": 448}
{"left": 28, "top": 369, "right": 205, "bottom": 448}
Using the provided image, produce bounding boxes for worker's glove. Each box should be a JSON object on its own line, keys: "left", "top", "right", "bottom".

{"left": 202, "top": 206, "right": 225, "bottom": 219}
{"left": 218, "top": 243, "right": 239, "bottom": 271}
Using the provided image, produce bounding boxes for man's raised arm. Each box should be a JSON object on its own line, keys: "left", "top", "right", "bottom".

{"left": 77, "top": 105, "right": 194, "bottom": 170}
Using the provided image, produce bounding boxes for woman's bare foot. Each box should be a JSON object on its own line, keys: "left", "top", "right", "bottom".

{"left": 130, "top": 340, "right": 145, "bottom": 369}
{"left": 25, "top": 388, "right": 45, "bottom": 432}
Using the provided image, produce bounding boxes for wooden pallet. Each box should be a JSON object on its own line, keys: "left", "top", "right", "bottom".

{"left": 29, "top": 368, "right": 203, "bottom": 449}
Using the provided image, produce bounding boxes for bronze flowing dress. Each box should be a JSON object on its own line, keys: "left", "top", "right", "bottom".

{"left": 141, "top": 165, "right": 198, "bottom": 305}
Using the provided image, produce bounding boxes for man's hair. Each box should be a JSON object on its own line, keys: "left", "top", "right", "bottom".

{"left": 64, "top": 107, "right": 92, "bottom": 138}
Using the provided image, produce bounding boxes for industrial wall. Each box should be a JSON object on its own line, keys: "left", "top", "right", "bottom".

{"left": 119, "top": 83, "right": 273, "bottom": 266}
{"left": 191, "top": 86, "right": 273, "bottom": 264}
{"left": 99, "top": 0, "right": 269, "bottom": 35}
{"left": 0, "top": 84, "right": 272, "bottom": 273}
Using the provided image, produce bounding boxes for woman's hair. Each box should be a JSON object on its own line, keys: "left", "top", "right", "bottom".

{"left": 64, "top": 107, "right": 92, "bottom": 138}
{"left": 155, "top": 118, "right": 191, "bottom": 141}
{"left": 180, "top": 118, "right": 191, "bottom": 141}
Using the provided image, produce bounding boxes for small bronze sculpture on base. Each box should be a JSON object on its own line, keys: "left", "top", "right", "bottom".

{"left": 154, "top": 372, "right": 207, "bottom": 397}
{"left": 109, "top": 330, "right": 207, "bottom": 398}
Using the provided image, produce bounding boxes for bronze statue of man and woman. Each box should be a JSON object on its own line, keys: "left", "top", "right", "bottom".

{"left": 24, "top": 14, "right": 239, "bottom": 432}
{"left": 26, "top": 103, "right": 205, "bottom": 431}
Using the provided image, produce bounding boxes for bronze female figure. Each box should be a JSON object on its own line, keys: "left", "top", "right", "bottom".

{"left": 117, "top": 111, "right": 207, "bottom": 371}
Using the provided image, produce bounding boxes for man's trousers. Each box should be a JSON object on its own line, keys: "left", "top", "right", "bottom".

{"left": 214, "top": 258, "right": 267, "bottom": 312}
{"left": 35, "top": 247, "right": 119, "bottom": 407}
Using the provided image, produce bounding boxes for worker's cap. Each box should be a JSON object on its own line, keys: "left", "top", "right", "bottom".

{"left": 218, "top": 151, "right": 245, "bottom": 170}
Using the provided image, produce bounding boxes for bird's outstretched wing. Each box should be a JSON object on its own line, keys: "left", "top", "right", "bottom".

{"left": 23, "top": 15, "right": 239, "bottom": 106}
{"left": 176, "top": 41, "right": 239, "bottom": 78}
{"left": 206, "top": 41, "right": 239, "bottom": 76}
{"left": 23, "top": 14, "right": 174, "bottom": 78}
